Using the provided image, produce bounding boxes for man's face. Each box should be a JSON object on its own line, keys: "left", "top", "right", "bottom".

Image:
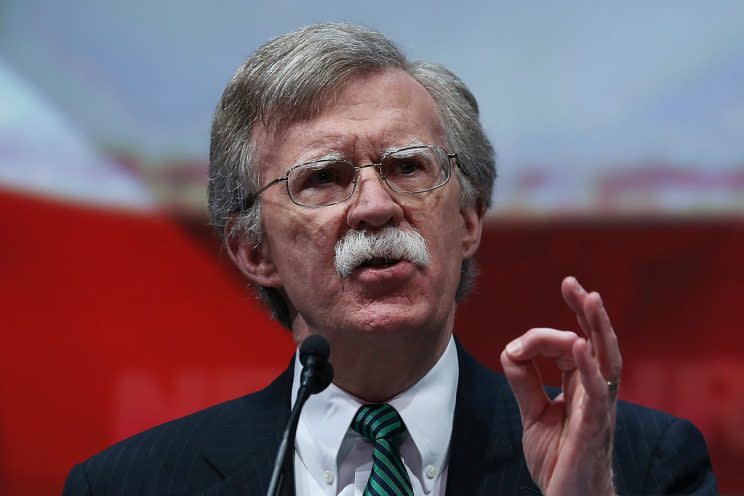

{"left": 246, "top": 69, "right": 482, "bottom": 345}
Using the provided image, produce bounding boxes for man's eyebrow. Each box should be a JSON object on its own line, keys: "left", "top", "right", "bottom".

{"left": 295, "top": 139, "right": 428, "bottom": 166}
{"left": 296, "top": 150, "right": 346, "bottom": 165}
{"left": 381, "top": 139, "right": 427, "bottom": 155}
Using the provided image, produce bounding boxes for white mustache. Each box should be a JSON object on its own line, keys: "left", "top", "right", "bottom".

{"left": 334, "top": 227, "right": 431, "bottom": 278}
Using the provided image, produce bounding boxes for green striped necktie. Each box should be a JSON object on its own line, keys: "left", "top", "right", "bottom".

{"left": 352, "top": 403, "right": 414, "bottom": 496}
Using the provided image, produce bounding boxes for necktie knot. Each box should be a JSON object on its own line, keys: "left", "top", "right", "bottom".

{"left": 352, "top": 403, "right": 406, "bottom": 444}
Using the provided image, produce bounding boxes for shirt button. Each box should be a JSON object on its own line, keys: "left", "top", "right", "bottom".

{"left": 323, "top": 470, "right": 334, "bottom": 485}
{"left": 425, "top": 465, "right": 438, "bottom": 479}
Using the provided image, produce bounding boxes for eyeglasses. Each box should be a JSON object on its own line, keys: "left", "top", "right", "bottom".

{"left": 254, "top": 145, "right": 460, "bottom": 208}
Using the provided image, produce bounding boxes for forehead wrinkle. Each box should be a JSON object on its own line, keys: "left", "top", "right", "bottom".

{"left": 377, "top": 118, "right": 441, "bottom": 151}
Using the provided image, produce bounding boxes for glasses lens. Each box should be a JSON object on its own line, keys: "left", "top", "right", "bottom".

{"left": 287, "top": 160, "right": 356, "bottom": 206}
{"left": 381, "top": 146, "right": 451, "bottom": 193}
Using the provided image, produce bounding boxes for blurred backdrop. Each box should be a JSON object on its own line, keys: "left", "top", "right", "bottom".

{"left": 1, "top": 1, "right": 742, "bottom": 493}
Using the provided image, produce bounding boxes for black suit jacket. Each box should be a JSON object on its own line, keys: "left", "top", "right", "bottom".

{"left": 64, "top": 344, "right": 717, "bottom": 495}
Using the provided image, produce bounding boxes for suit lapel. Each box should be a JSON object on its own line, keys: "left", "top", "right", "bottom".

{"left": 201, "top": 361, "right": 296, "bottom": 496}
{"left": 446, "top": 341, "right": 542, "bottom": 496}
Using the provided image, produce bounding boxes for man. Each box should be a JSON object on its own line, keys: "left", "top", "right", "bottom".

{"left": 65, "top": 23, "right": 717, "bottom": 495}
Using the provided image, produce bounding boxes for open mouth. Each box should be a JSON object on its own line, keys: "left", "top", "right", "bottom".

{"left": 359, "top": 258, "right": 401, "bottom": 270}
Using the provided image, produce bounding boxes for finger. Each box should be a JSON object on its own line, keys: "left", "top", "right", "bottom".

{"left": 505, "top": 328, "right": 579, "bottom": 370}
{"left": 583, "top": 292, "right": 623, "bottom": 385}
{"left": 500, "top": 349, "right": 550, "bottom": 426}
{"left": 561, "top": 276, "right": 591, "bottom": 337}
{"left": 574, "top": 339, "right": 618, "bottom": 461}
{"left": 573, "top": 338, "right": 609, "bottom": 405}
{"left": 563, "top": 277, "right": 623, "bottom": 385}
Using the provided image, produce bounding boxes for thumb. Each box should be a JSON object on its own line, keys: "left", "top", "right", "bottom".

{"left": 500, "top": 341, "right": 550, "bottom": 426}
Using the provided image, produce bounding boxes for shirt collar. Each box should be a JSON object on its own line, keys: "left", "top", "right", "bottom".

{"left": 291, "top": 335, "right": 458, "bottom": 491}
{"left": 388, "top": 335, "right": 458, "bottom": 483}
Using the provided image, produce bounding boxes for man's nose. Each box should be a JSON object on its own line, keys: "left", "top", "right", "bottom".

{"left": 346, "top": 167, "right": 404, "bottom": 229}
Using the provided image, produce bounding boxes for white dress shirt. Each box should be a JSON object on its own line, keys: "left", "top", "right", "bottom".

{"left": 292, "top": 336, "right": 459, "bottom": 496}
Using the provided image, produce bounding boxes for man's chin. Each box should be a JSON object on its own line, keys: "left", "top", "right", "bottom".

{"left": 342, "top": 301, "right": 432, "bottom": 335}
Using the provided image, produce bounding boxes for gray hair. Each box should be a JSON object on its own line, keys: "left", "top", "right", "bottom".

{"left": 335, "top": 227, "right": 431, "bottom": 278}
{"left": 208, "top": 22, "right": 496, "bottom": 328}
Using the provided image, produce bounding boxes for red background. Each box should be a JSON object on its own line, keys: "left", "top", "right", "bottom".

{"left": 2, "top": 187, "right": 743, "bottom": 494}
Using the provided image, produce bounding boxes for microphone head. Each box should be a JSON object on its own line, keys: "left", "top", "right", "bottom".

{"left": 299, "top": 335, "right": 330, "bottom": 366}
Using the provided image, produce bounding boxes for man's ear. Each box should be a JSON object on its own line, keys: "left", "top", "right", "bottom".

{"left": 224, "top": 221, "right": 282, "bottom": 288}
{"left": 461, "top": 200, "right": 485, "bottom": 258}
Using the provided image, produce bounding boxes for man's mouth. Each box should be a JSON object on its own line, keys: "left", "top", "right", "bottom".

{"left": 350, "top": 256, "right": 416, "bottom": 285}
{"left": 358, "top": 258, "right": 401, "bottom": 270}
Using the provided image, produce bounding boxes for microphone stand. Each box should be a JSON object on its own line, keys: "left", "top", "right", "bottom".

{"left": 267, "top": 348, "right": 332, "bottom": 496}
{"left": 266, "top": 383, "right": 311, "bottom": 496}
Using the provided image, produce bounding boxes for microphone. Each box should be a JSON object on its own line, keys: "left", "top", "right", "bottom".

{"left": 299, "top": 334, "right": 332, "bottom": 393}
{"left": 267, "top": 335, "right": 333, "bottom": 496}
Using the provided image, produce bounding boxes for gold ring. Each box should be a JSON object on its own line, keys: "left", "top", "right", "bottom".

{"left": 607, "top": 377, "right": 620, "bottom": 393}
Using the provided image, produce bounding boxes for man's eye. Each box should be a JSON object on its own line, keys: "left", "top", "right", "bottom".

{"left": 397, "top": 161, "right": 419, "bottom": 175}
{"left": 389, "top": 159, "right": 424, "bottom": 176}
{"left": 298, "top": 168, "right": 338, "bottom": 190}
{"left": 292, "top": 162, "right": 352, "bottom": 191}
{"left": 310, "top": 169, "right": 336, "bottom": 185}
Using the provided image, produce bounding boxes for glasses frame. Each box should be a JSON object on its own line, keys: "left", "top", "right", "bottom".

{"left": 253, "top": 145, "right": 461, "bottom": 208}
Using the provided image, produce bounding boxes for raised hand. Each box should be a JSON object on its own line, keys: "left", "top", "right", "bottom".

{"left": 500, "top": 276, "right": 622, "bottom": 496}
